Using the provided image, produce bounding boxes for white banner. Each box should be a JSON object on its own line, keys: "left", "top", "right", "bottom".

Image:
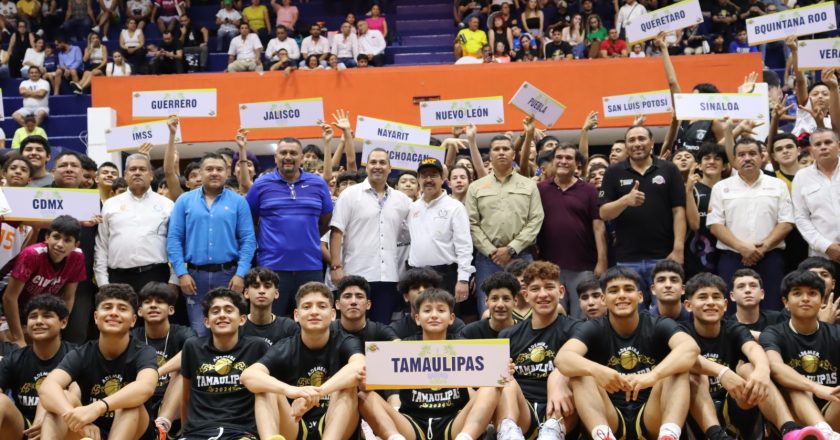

{"left": 360, "top": 138, "right": 445, "bottom": 171}
{"left": 625, "top": 0, "right": 703, "bottom": 44}
{"left": 797, "top": 38, "right": 840, "bottom": 70}
{"left": 602, "top": 89, "right": 673, "bottom": 118}
{"left": 673, "top": 93, "right": 767, "bottom": 121}
{"left": 239, "top": 98, "right": 325, "bottom": 129}
{"left": 509, "top": 82, "right": 566, "bottom": 127}
{"left": 105, "top": 119, "right": 182, "bottom": 153}
{"left": 132, "top": 88, "right": 217, "bottom": 118}
{"left": 364, "top": 340, "right": 509, "bottom": 389}
{"left": 747, "top": 2, "right": 837, "bottom": 45}
{"left": 419, "top": 96, "right": 505, "bottom": 127}
{"left": 355, "top": 115, "right": 431, "bottom": 145}
{"left": 1, "top": 187, "right": 100, "bottom": 221}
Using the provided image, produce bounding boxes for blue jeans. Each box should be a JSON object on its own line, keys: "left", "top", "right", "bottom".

{"left": 474, "top": 251, "right": 533, "bottom": 315}
{"left": 275, "top": 270, "right": 324, "bottom": 316}
{"left": 217, "top": 28, "right": 238, "bottom": 52}
{"left": 61, "top": 17, "right": 92, "bottom": 41}
{"left": 185, "top": 267, "right": 236, "bottom": 337}
{"left": 616, "top": 259, "right": 662, "bottom": 308}
{"left": 338, "top": 57, "right": 357, "bottom": 68}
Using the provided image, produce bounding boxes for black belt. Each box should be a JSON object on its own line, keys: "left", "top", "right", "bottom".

{"left": 187, "top": 261, "right": 237, "bottom": 272}
{"left": 109, "top": 263, "right": 169, "bottom": 274}
{"left": 408, "top": 262, "right": 457, "bottom": 272}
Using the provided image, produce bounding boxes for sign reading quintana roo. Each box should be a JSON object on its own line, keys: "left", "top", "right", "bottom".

{"left": 105, "top": 119, "right": 182, "bottom": 152}
{"left": 1, "top": 187, "right": 100, "bottom": 221}
{"left": 625, "top": 0, "right": 703, "bottom": 44}
{"left": 602, "top": 90, "right": 673, "bottom": 118}
{"left": 673, "top": 93, "right": 766, "bottom": 121}
{"left": 355, "top": 115, "right": 431, "bottom": 145}
{"left": 239, "top": 98, "right": 325, "bottom": 129}
{"left": 747, "top": 2, "right": 837, "bottom": 45}
{"left": 360, "top": 138, "right": 445, "bottom": 171}
{"left": 419, "top": 96, "right": 505, "bottom": 127}
{"left": 132, "top": 88, "right": 217, "bottom": 118}
{"left": 509, "top": 82, "right": 566, "bottom": 127}
{"left": 797, "top": 38, "right": 840, "bottom": 70}
{"left": 364, "top": 340, "right": 510, "bottom": 389}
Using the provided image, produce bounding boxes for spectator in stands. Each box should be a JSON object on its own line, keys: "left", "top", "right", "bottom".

{"left": 585, "top": 13, "right": 606, "bottom": 58}
{"left": 325, "top": 53, "right": 346, "bottom": 70}
{"left": 11, "top": 114, "right": 47, "bottom": 149}
{"left": 489, "top": 17, "right": 513, "bottom": 58}
{"left": 270, "top": 0, "right": 297, "bottom": 33}
{"left": 357, "top": 20, "right": 385, "bottom": 66}
{"left": 520, "top": 0, "right": 543, "bottom": 43}
{"left": 20, "top": 35, "right": 44, "bottom": 76}
{"left": 300, "top": 22, "right": 329, "bottom": 66}
{"left": 365, "top": 3, "right": 387, "bottom": 39}
{"left": 710, "top": 0, "right": 737, "bottom": 39}
{"left": 242, "top": 0, "right": 270, "bottom": 46}
{"left": 789, "top": 37, "right": 835, "bottom": 138}
{"left": 562, "top": 14, "right": 586, "bottom": 58}
{"left": 265, "top": 25, "right": 299, "bottom": 69}
{"left": 454, "top": 16, "right": 487, "bottom": 59}
{"left": 492, "top": 41, "right": 510, "bottom": 62}
{"left": 103, "top": 50, "right": 132, "bottom": 76}
{"left": 599, "top": 28, "right": 627, "bottom": 58}
{"left": 70, "top": 33, "right": 106, "bottom": 94}
{"left": 216, "top": 0, "right": 241, "bottom": 52}
{"left": 13, "top": 66, "right": 49, "bottom": 126}
{"left": 544, "top": 26, "right": 572, "bottom": 60}
{"left": 152, "top": 0, "right": 180, "bottom": 34}
{"left": 127, "top": 0, "right": 153, "bottom": 29}
{"left": 52, "top": 36, "right": 82, "bottom": 95}
{"left": 178, "top": 14, "right": 208, "bottom": 72}
{"left": 355, "top": 53, "right": 369, "bottom": 67}
{"left": 152, "top": 30, "right": 184, "bottom": 74}
{"left": 7, "top": 20, "right": 33, "bottom": 78}
{"left": 93, "top": 0, "right": 119, "bottom": 41}
{"left": 728, "top": 29, "right": 757, "bottom": 53}
{"left": 614, "top": 0, "right": 645, "bottom": 38}
{"left": 0, "top": 48, "right": 9, "bottom": 78}
{"left": 681, "top": 25, "right": 707, "bottom": 55}
{"left": 120, "top": 17, "right": 147, "bottom": 72}
{"left": 227, "top": 22, "right": 263, "bottom": 73}
{"left": 459, "top": 0, "right": 489, "bottom": 29}
{"left": 514, "top": 33, "right": 538, "bottom": 60}
{"left": 344, "top": 11, "right": 356, "bottom": 29}
{"left": 15, "top": 0, "right": 38, "bottom": 29}
{"left": 0, "top": 0, "right": 17, "bottom": 33}
{"left": 331, "top": 22, "right": 358, "bottom": 68}
{"left": 61, "top": 0, "right": 94, "bottom": 42}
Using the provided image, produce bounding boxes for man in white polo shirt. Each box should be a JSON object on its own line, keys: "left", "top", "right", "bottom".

{"left": 708, "top": 138, "right": 794, "bottom": 311}
{"left": 357, "top": 20, "right": 386, "bottom": 67}
{"left": 407, "top": 158, "right": 474, "bottom": 303}
{"left": 227, "top": 22, "right": 263, "bottom": 72}
{"left": 13, "top": 66, "right": 50, "bottom": 126}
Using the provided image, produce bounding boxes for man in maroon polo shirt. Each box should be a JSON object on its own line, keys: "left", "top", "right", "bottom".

{"left": 537, "top": 143, "right": 607, "bottom": 318}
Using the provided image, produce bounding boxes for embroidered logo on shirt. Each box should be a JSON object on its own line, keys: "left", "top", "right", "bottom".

{"left": 652, "top": 176, "right": 665, "bottom": 185}
{"left": 620, "top": 179, "right": 634, "bottom": 186}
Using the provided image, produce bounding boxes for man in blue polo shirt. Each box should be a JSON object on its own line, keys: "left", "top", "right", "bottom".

{"left": 167, "top": 152, "right": 257, "bottom": 336}
{"left": 246, "top": 137, "right": 333, "bottom": 316}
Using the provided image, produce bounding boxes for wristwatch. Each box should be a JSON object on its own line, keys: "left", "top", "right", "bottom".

{"left": 507, "top": 246, "right": 518, "bottom": 257}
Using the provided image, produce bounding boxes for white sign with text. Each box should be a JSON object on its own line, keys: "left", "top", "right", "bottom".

{"left": 509, "top": 82, "right": 566, "bottom": 127}
{"left": 132, "top": 88, "right": 217, "bottom": 118}
{"left": 105, "top": 119, "right": 182, "bottom": 152}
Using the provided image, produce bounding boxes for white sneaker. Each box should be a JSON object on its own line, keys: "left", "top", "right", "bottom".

{"left": 92, "top": 25, "right": 100, "bottom": 33}
{"left": 497, "top": 419, "right": 525, "bottom": 440}
{"left": 536, "top": 419, "right": 565, "bottom": 440}
{"left": 102, "top": 36, "right": 109, "bottom": 42}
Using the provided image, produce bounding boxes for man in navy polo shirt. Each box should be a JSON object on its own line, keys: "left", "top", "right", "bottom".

{"left": 599, "top": 125, "right": 686, "bottom": 306}
{"left": 246, "top": 137, "right": 334, "bottom": 316}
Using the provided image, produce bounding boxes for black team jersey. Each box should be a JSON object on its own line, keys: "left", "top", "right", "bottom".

{"left": 680, "top": 320, "right": 753, "bottom": 399}
{"left": 131, "top": 323, "right": 197, "bottom": 414}
{"left": 0, "top": 341, "right": 75, "bottom": 421}
{"left": 398, "top": 334, "right": 470, "bottom": 420}
{"left": 241, "top": 315, "right": 299, "bottom": 345}
{"left": 330, "top": 319, "right": 398, "bottom": 343}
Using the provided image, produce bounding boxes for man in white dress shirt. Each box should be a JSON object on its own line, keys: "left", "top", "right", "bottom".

{"left": 94, "top": 154, "right": 176, "bottom": 295}
{"left": 227, "top": 22, "right": 263, "bottom": 72}
{"left": 264, "top": 25, "right": 299, "bottom": 69}
{"left": 792, "top": 128, "right": 840, "bottom": 273}
{"left": 407, "top": 158, "right": 474, "bottom": 303}
{"left": 357, "top": 21, "right": 386, "bottom": 67}
{"left": 299, "top": 22, "right": 330, "bottom": 66}
{"left": 329, "top": 148, "right": 411, "bottom": 324}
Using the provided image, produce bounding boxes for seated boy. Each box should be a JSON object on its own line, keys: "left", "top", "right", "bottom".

{"left": 728, "top": 269, "right": 785, "bottom": 336}
{"left": 391, "top": 268, "right": 465, "bottom": 338}
{"left": 241, "top": 282, "right": 365, "bottom": 440}
{"left": 38, "top": 283, "right": 159, "bottom": 440}
{"left": 0, "top": 296, "right": 75, "bottom": 439}
{"left": 241, "top": 267, "right": 298, "bottom": 345}
{"left": 3, "top": 215, "right": 86, "bottom": 346}
{"left": 460, "top": 271, "right": 519, "bottom": 339}
{"left": 333, "top": 275, "right": 399, "bottom": 342}
{"left": 576, "top": 272, "right": 607, "bottom": 320}
{"left": 359, "top": 288, "right": 500, "bottom": 440}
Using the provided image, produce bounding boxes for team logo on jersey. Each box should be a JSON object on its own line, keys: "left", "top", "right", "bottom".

{"left": 792, "top": 351, "right": 829, "bottom": 374}
{"left": 92, "top": 374, "right": 125, "bottom": 398}
{"left": 608, "top": 347, "right": 655, "bottom": 372}
{"left": 298, "top": 366, "right": 328, "bottom": 387}
{"left": 215, "top": 357, "right": 234, "bottom": 375}
{"left": 156, "top": 350, "right": 167, "bottom": 367}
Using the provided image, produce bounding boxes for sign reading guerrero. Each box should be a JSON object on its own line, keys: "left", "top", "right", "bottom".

{"left": 132, "top": 88, "right": 217, "bottom": 118}
{"left": 1, "top": 187, "right": 100, "bottom": 221}
{"left": 673, "top": 93, "right": 766, "bottom": 121}
{"left": 797, "top": 38, "right": 840, "bottom": 70}
{"left": 364, "top": 340, "right": 509, "bottom": 389}
{"left": 602, "top": 89, "right": 673, "bottom": 118}
{"left": 105, "top": 119, "right": 182, "bottom": 152}
{"left": 509, "top": 82, "right": 566, "bottom": 127}
{"left": 747, "top": 2, "right": 837, "bottom": 45}
{"left": 419, "top": 96, "right": 505, "bottom": 127}
{"left": 239, "top": 97, "right": 325, "bottom": 129}
{"left": 625, "top": 0, "right": 703, "bottom": 44}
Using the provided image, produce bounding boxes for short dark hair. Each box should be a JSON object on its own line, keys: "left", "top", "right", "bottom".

{"left": 2, "top": 153, "right": 34, "bottom": 175}
{"left": 732, "top": 268, "right": 763, "bottom": 289}
{"left": 337, "top": 171, "right": 364, "bottom": 187}
{"left": 504, "top": 259, "right": 529, "bottom": 277}
{"left": 576, "top": 271, "right": 601, "bottom": 296}
{"left": 781, "top": 270, "right": 826, "bottom": 299}
{"left": 772, "top": 133, "right": 800, "bottom": 150}
{"left": 49, "top": 215, "right": 81, "bottom": 242}
{"left": 684, "top": 273, "right": 727, "bottom": 299}
{"left": 295, "top": 282, "right": 334, "bottom": 307}
{"left": 244, "top": 267, "right": 280, "bottom": 288}
{"left": 302, "top": 144, "right": 324, "bottom": 159}
{"left": 279, "top": 137, "right": 303, "bottom": 149}
{"left": 95, "top": 284, "right": 138, "bottom": 312}
{"left": 537, "top": 135, "right": 560, "bottom": 151}
{"left": 79, "top": 154, "right": 98, "bottom": 172}
{"left": 138, "top": 281, "right": 177, "bottom": 306}
{"left": 693, "top": 83, "right": 720, "bottom": 93}
{"left": 201, "top": 288, "right": 248, "bottom": 317}
{"left": 798, "top": 257, "right": 836, "bottom": 280}
{"left": 733, "top": 137, "right": 761, "bottom": 156}
{"left": 697, "top": 142, "right": 729, "bottom": 165}
{"left": 414, "top": 288, "right": 454, "bottom": 313}
{"left": 184, "top": 161, "right": 201, "bottom": 177}
{"left": 489, "top": 135, "right": 512, "bottom": 147}
{"left": 481, "top": 272, "right": 521, "bottom": 298}
{"left": 216, "top": 147, "right": 236, "bottom": 159}
{"left": 398, "top": 268, "right": 442, "bottom": 295}
{"left": 652, "top": 259, "right": 685, "bottom": 283}
{"left": 20, "top": 135, "right": 51, "bottom": 156}
{"left": 357, "top": 54, "right": 370, "bottom": 63}
{"left": 25, "top": 295, "right": 70, "bottom": 321}
{"left": 336, "top": 275, "right": 370, "bottom": 298}
{"left": 98, "top": 161, "right": 119, "bottom": 172}
{"left": 537, "top": 149, "right": 555, "bottom": 167}
{"left": 600, "top": 266, "right": 642, "bottom": 291}
{"left": 54, "top": 150, "right": 82, "bottom": 166}
{"left": 624, "top": 125, "right": 653, "bottom": 141}
{"left": 199, "top": 152, "right": 227, "bottom": 167}
{"left": 111, "top": 177, "right": 128, "bottom": 192}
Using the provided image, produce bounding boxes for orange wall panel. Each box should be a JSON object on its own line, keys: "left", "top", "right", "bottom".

{"left": 91, "top": 53, "right": 762, "bottom": 143}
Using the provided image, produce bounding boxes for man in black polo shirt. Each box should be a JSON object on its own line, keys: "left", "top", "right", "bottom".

{"left": 599, "top": 125, "right": 686, "bottom": 305}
